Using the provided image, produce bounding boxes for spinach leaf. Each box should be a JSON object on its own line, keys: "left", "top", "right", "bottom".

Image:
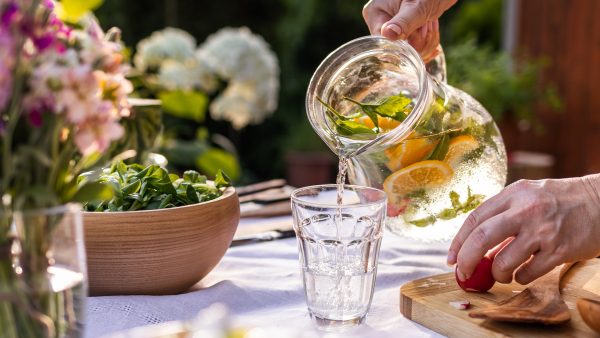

{"left": 214, "top": 170, "right": 231, "bottom": 188}
{"left": 82, "top": 161, "right": 231, "bottom": 212}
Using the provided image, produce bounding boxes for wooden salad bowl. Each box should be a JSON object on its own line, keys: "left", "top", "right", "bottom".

{"left": 83, "top": 187, "right": 239, "bottom": 296}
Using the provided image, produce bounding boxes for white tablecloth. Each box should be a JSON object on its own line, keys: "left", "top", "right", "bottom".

{"left": 85, "top": 216, "right": 452, "bottom": 338}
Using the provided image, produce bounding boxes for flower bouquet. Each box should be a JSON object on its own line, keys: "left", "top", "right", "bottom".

{"left": 0, "top": 0, "right": 132, "bottom": 336}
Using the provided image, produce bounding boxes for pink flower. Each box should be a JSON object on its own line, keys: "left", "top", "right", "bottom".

{"left": 0, "top": 26, "right": 15, "bottom": 111}
{"left": 74, "top": 119, "right": 124, "bottom": 156}
{"left": 18, "top": 7, "right": 133, "bottom": 156}
{"left": 1, "top": 2, "right": 18, "bottom": 27}
{"left": 27, "top": 106, "right": 43, "bottom": 127}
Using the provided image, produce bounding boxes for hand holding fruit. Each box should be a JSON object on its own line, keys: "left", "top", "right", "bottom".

{"left": 449, "top": 175, "right": 600, "bottom": 285}
{"left": 456, "top": 255, "right": 495, "bottom": 292}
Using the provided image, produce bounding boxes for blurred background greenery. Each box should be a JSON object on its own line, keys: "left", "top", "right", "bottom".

{"left": 95, "top": 0, "right": 557, "bottom": 185}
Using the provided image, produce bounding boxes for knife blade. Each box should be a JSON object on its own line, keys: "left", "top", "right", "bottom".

{"left": 230, "top": 229, "right": 296, "bottom": 247}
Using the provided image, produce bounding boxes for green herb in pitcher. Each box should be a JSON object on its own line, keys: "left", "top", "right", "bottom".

{"left": 317, "top": 92, "right": 502, "bottom": 228}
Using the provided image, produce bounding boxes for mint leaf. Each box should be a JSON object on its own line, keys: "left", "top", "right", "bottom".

{"left": 344, "top": 95, "right": 411, "bottom": 123}
{"left": 408, "top": 215, "right": 437, "bottom": 227}
{"left": 343, "top": 96, "right": 380, "bottom": 131}
{"left": 334, "top": 117, "right": 377, "bottom": 136}
{"left": 437, "top": 208, "right": 457, "bottom": 220}
{"left": 427, "top": 134, "right": 450, "bottom": 160}
{"left": 449, "top": 191, "right": 461, "bottom": 210}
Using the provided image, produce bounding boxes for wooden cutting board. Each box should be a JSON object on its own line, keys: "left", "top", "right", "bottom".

{"left": 400, "top": 259, "right": 600, "bottom": 337}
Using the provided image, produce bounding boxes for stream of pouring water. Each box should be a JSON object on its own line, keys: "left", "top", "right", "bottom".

{"left": 334, "top": 140, "right": 350, "bottom": 242}
{"left": 336, "top": 155, "right": 349, "bottom": 206}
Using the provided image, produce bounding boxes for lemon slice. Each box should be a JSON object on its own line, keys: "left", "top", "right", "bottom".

{"left": 444, "top": 135, "right": 480, "bottom": 168}
{"left": 383, "top": 160, "right": 454, "bottom": 204}
{"left": 384, "top": 134, "right": 439, "bottom": 171}
{"left": 354, "top": 115, "right": 401, "bottom": 132}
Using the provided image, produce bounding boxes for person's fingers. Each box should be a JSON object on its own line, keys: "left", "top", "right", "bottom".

{"left": 459, "top": 236, "right": 512, "bottom": 281}
{"left": 514, "top": 251, "right": 561, "bottom": 285}
{"left": 408, "top": 22, "right": 434, "bottom": 61}
{"left": 363, "top": 4, "right": 391, "bottom": 36}
{"left": 421, "top": 21, "right": 429, "bottom": 39}
{"left": 456, "top": 211, "right": 521, "bottom": 281}
{"left": 381, "top": 0, "right": 456, "bottom": 40}
{"left": 407, "top": 25, "right": 427, "bottom": 52}
{"left": 447, "top": 192, "right": 511, "bottom": 265}
{"left": 381, "top": 1, "right": 426, "bottom": 40}
{"left": 488, "top": 236, "right": 514, "bottom": 258}
{"left": 420, "top": 21, "right": 440, "bottom": 63}
{"left": 491, "top": 235, "right": 540, "bottom": 284}
{"left": 429, "top": 21, "right": 442, "bottom": 60}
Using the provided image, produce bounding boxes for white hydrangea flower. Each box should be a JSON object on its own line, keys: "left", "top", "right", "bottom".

{"left": 158, "top": 57, "right": 218, "bottom": 93}
{"left": 197, "top": 27, "right": 279, "bottom": 129}
{"left": 209, "top": 81, "right": 259, "bottom": 129}
{"left": 134, "top": 27, "right": 196, "bottom": 72}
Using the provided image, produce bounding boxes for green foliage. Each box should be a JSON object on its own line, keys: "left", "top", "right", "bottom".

{"left": 71, "top": 182, "right": 114, "bottom": 204}
{"left": 158, "top": 90, "right": 208, "bottom": 122}
{"left": 447, "top": 0, "right": 503, "bottom": 49}
{"left": 283, "top": 119, "right": 329, "bottom": 153}
{"left": 196, "top": 148, "right": 240, "bottom": 181}
{"left": 82, "top": 161, "right": 230, "bottom": 211}
{"left": 446, "top": 39, "right": 562, "bottom": 125}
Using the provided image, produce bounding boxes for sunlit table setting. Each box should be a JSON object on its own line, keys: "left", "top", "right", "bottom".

{"left": 85, "top": 214, "right": 450, "bottom": 337}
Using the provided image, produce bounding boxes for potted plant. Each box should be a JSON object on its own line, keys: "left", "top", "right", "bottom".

{"left": 283, "top": 119, "right": 336, "bottom": 187}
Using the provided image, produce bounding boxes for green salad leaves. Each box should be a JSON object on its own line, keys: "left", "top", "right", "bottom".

{"left": 81, "top": 161, "right": 231, "bottom": 212}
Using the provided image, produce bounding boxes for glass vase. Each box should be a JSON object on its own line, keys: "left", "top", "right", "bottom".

{"left": 0, "top": 204, "right": 87, "bottom": 338}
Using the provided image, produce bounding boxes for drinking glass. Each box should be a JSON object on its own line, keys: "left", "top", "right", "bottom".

{"left": 291, "top": 184, "right": 386, "bottom": 329}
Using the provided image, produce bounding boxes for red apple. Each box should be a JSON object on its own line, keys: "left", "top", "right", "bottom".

{"left": 455, "top": 256, "right": 496, "bottom": 292}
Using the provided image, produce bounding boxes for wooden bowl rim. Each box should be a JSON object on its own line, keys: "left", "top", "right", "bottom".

{"left": 82, "top": 186, "right": 237, "bottom": 216}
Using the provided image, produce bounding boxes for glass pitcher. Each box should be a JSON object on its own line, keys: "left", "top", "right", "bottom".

{"left": 306, "top": 36, "right": 507, "bottom": 241}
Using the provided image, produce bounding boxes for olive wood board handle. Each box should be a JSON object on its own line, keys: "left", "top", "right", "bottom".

{"left": 400, "top": 259, "right": 600, "bottom": 337}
